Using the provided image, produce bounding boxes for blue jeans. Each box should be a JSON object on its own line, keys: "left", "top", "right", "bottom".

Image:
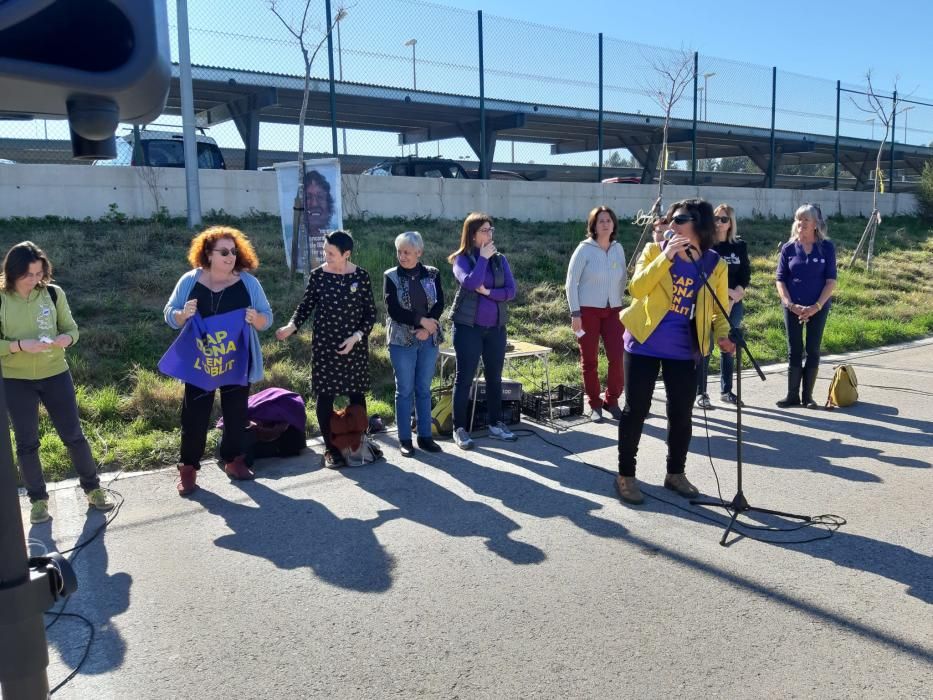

{"left": 390, "top": 340, "right": 440, "bottom": 440}
{"left": 697, "top": 301, "right": 744, "bottom": 396}
{"left": 452, "top": 323, "right": 506, "bottom": 430}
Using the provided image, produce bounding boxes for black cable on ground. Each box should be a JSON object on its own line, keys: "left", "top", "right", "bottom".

{"left": 43, "top": 485, "right": 124, "bottom": 694}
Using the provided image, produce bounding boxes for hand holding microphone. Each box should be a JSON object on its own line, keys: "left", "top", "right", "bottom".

{"left": 662, "top": 229, "right": 697, "bottom": 261}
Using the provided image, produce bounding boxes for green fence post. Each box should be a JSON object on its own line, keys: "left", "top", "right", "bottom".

{"left": 834, "top": 80, "right": 840, "bottom": 190}
{"left": 691, "top": 52, "right": 698, "bottom": 186}
{"left": 768, "top": 67, "right": 777, "bottom": 188}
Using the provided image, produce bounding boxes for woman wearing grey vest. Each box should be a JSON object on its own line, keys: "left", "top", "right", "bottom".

{"left": 447, "top": 213, "right": 517, "bottom": 450}
{"left": 384, "top": 231, "right": 445, "bottom": 456}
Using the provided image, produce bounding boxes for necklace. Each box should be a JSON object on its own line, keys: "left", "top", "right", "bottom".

{"left": 209, "top": 287, "right": 226, "bottom": 314}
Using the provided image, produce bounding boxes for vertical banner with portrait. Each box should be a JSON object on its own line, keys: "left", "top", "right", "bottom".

{"left": 274, "top": 158, "right": 343, "bottom": 273}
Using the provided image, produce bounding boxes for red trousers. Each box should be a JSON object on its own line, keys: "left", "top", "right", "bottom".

{"left": 577, "top": 306, "right": 625, "bottom": 409}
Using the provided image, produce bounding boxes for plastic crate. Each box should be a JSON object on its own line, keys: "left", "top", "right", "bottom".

{"left": 520, "top": 384, "right": 584, "bottom": 421}
{"left": 469, "top": 400, "right": 522, "bottom": 429}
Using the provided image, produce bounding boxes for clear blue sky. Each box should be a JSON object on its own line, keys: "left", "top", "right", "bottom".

{"left": 429, "top": 0, "right": 932, "bottom": 100}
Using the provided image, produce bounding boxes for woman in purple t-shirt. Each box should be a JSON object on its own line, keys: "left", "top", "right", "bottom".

{"left": 775, "top": 203, "right": 837, "bottom": 409}
{"left": 447, "top": 213, "right": 517, "bottom": 450}
{"left": 615, "top": 199, "right": 734, "bottom": 506}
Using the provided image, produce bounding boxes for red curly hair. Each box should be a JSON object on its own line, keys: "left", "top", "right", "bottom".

{"left": 187, "top": 226, "right": 259, "bottom": 271}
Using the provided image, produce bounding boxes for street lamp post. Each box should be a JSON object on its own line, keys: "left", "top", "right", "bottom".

{"left": 902, "top": 105, "right": 914, "bottom": 143}
{"left": 703, "top": 72, "right": 716, "bottom": 122}
{"left": 404, "top": 38, "right": 418, "bottom": 156}
{"left": 697, "top": 87, "right": 704, "bottom": 121}
{"left": 866, "top": 117, "right": 875, "bottom": 140}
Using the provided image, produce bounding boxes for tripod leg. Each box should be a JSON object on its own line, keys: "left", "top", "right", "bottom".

{"left": 720, "top": 508, "right": 741, "bottom": 546}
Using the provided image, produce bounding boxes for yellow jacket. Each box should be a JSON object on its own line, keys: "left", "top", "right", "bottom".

{"left": 620, "top": 242, "right": 730, "bottom": 357}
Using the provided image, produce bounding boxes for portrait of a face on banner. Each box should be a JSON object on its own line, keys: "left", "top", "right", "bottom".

{"left": 274, "top": 158, "right": 343, "bottom": 273}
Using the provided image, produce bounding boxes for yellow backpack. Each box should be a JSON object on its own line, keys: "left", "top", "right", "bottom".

{"left": 431, "top": 390, "right": 454, "bottom": 436}
{"left": 825, "top": 364, "right": 858, "bottom": 409}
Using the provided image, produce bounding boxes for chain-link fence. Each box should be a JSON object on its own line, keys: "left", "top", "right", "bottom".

{"left": 1, "top": 0, "right": 931, "bottom": 190}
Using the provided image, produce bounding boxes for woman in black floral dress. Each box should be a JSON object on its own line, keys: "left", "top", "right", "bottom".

{"left": 276, "top": 231, "right": 376, "bottom": 467}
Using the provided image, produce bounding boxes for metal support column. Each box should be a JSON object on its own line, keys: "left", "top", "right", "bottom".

{"left": 177, "top": 0, "right": 201, "bottom": 227}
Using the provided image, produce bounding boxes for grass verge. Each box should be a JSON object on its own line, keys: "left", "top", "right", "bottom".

{"left": 0, "top": 209, "right": 930, "bottom": 480}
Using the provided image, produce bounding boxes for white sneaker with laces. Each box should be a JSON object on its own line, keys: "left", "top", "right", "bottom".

{"left": 454, "top": 427, "right": 474, "bottom": 450}
{"left": 488, "top": 422, "right": 517, "bottom": 441}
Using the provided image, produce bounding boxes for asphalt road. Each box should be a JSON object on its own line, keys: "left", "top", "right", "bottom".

{"left": 18, "top": 339, "right": 933, "bottom": 699}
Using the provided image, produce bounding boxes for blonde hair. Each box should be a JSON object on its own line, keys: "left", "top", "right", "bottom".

{"left": 714, "top": 203, "right": 738, "bottom": 243}
{"left": 790, "top": 203, "right": 827, "bottom": 242}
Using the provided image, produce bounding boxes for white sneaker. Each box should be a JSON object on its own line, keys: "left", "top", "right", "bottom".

{"left": 454, "top": 427, "right": 474, "bottom": 450}
{"left": 488, "top": 422, "right": 517, "bottom": 441}
{"left": 591, "top": 406, "right": 604, "bottom": 423}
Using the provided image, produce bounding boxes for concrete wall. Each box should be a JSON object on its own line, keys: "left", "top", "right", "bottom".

{"left": 0, "top": 163, "right": 918, "bottom": 222}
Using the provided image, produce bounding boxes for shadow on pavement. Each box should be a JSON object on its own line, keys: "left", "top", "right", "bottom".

{"left": 31, "top": 510, "right": 131, "bottom": 678}
{"left": 191, "top": 480, "right": 395, "bottom": 592}
{"left": 337, "top": 459, "right": 546, "bottom": 565}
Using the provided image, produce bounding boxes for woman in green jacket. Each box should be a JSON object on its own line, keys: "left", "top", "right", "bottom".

{"left": 0, "top": 241, "right": 113, "bottom": 524}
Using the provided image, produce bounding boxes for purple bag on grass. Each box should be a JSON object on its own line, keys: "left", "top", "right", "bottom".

{"left": 158, "top": 309, "right": 249, "bottom": 391}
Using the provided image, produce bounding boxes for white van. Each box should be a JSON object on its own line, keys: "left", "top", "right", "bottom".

{"left": 93, "top": 129, "right": 226, "bottom": 169}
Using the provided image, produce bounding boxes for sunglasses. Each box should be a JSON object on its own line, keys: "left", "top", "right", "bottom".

{"left": 715, "top": 216, "right": 731, "bottom": 224}
{"left": 212, "top": 247, "right": 238, "bottom": 257}
{"left": 671, "top": 214, "right": 695, "bottom": 225}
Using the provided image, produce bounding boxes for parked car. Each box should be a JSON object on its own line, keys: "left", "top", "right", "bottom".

{"left": 0, "top": 159, "right": 16, "bottom": 165}
{"left": 468, "top": 169, "right": 531, "bottom": 181}
{"left": 363, "top": 156, "right": 468, "bottom": 179}
{"left": 601, "top": 176, "right": 641, "bottom": 184}
{"left": 92, "top": 129, "right": 226, "bottom": 169}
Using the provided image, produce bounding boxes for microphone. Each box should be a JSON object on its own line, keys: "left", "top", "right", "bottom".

{"left": 664, "top": 229, "right": 698, "bottom": 259}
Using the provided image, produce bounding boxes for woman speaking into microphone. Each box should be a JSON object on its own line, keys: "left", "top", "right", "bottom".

{"left": 615, "top": 198, "right": 734, "bottom": 506}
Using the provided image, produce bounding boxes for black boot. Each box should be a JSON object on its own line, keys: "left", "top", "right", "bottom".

{"left": 776, "top": 366, "right": 802, "bottom": 408}
{"left": 802, "top": 366, "right": 820, "bottom": 409}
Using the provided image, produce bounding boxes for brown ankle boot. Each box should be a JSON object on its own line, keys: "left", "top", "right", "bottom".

{"left": 664, "top": 473, "right": 699, "bottom": 498}
{"left": 615, "top": 475, "right": 644, "bottom": 505}
{"left": 177, "top": 464, "right": 198, "bottom": 496}
{"left": 224, "top": 455, "right": 255, "bottom": 480}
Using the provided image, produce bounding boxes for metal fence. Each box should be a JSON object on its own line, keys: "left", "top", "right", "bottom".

{"left": 2, "top": 0, "right": 931, "bottom": 188}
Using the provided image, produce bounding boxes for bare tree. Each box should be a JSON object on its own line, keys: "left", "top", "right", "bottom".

{"left": 268, "top": 0, "right": 348, "bottom": 274}
{"left": 628, "top": 48, "right": 695, "bottom": 274}
{"left": 846, "top": 71, "right": 910, "bottom": 271}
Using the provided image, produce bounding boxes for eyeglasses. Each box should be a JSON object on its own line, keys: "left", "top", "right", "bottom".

{"left": 212, "top": 247, "right": 238, "bottom": 257}
{"left": 477, "top": 226, "right": 495, "bottom": 235}
{"left": 671, "top": 214, "right": 695, "bottom": 225}
{"left": 715, "top": 216, "right": 731, "bottom": 224}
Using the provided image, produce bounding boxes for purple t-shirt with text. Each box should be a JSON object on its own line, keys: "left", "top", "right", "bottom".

{"left": 624, "top": 253, "right": 715, "bottom": 360}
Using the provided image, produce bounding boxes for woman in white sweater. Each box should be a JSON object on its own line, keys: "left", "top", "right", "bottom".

{"left": 565, "top": 206, "right": 628, "bottom": 421}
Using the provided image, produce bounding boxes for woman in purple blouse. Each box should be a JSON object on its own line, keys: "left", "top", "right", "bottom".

{"left": 775, "top": 203, "right": 837, "bottom": 409}
{"left": 447, "top": 213, "right": 517, "bottom": 450}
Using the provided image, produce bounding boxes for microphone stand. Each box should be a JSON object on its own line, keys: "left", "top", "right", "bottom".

{"left": 684, "top": 246, "right": 811, "bottom": 546}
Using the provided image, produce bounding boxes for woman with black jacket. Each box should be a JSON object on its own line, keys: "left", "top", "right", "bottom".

{"left": 695, "top": 203, "right": 751, "bottom": 408}
{"left": 384, "top": 231, "right": 445, "bottom": 456}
